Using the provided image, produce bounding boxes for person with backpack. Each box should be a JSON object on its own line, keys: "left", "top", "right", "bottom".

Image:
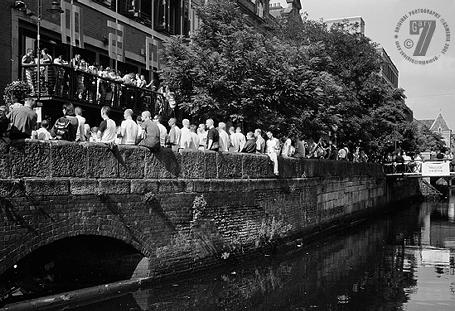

{"left": 50, "top": 103, "right": 79, "bottom": 141}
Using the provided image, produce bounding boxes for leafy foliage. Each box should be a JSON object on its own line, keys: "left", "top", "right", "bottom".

{"left": 3, "top": 80, "right": 31, "bottom": 105}
{"left": 161, "top": 0, "right": 444, "bottom": 158}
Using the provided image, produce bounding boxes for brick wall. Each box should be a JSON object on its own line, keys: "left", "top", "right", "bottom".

{"left": 0, "top": 140, "right": 420, "bottom": 278}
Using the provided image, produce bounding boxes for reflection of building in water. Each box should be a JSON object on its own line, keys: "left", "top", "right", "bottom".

{"left": 403, "top": 202, "right": 455, "bottom": 307}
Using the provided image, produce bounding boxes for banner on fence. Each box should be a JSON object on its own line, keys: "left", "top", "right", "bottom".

{"left": 421, "top": 161, "right": 450, "bottom": 176}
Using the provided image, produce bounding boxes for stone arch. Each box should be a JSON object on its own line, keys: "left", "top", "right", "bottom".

{"left": 0, "top": 217, "right": 151, "bottom": 276}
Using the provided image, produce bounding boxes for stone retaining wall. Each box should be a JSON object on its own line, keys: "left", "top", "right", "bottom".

{"left": 0, "top": 140, "right": 383, "bottom": 180}
{"left": 0, "top": 140, "right": 418, "bottom": 280}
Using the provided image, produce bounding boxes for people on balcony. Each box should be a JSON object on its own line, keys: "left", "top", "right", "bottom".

{"left": 40, "top": 48, "right": 53, "bottom": 64}
{"left": 21, "top": 49, "right": 36, "bottom": 95}
{"left": 53, "top": 55, "right": 68, "bottom": 65}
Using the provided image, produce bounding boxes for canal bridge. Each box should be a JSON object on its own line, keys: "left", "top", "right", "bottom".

{"left": 384, "top": 161, "right": 455, "bottom": 187}
{"left": 0, "top": 140, "right": 421, "bottom": 297}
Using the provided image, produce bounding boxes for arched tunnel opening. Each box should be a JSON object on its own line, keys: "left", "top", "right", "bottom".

{"left": 0, "top": 235, "right": 145, "bottom": 306}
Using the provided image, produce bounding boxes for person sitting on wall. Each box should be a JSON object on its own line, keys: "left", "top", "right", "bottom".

{"left": 0, "top": 106, "right": 10, "bottom": 140}
{"left": 119, "top": 109, "right": 138, "bottom": 145}
{"left": 205, "top": 119, "right": 219, "bottom": 152}
{"left": 8, "top": 97, "right": 37, "bottom": 140}
{"left": 33, "top": 119, "right": 52, "bottom": 140}
{"left": 189, "top": 124, "right": 200, "bottom": 150}
{"left": 254, "top": 129, "right": 265, "bottom": 154}
{"left": 138, "top": 110, "right": 160, "bottom": 152}
{"left": 242, "top": 132, "right": 257, "bottom": 153}
{"left": 97, "top": 106, "right": 117, "bottom": 144}
{"left": 167, "top": 118, "right": 181, "bottom": 152}
{"left": 50, "top": 103, "right": 79, "bottom": 141}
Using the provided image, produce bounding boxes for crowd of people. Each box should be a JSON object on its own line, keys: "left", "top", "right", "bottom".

{"left": 0, "top": 96, "right": 373, "bottom": 176}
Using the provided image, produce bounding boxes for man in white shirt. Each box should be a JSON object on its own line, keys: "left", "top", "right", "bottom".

{"left": 230, "top": 127, "right": 246, "bottom": 152}
{"left": 179, "top": 119, "right": 193, "bottom": 150}
{"left": 120, "top": 109, "right": 138, "bottom": 145}
{"left": 97, "top": 106, "right": 117, "bottom": 143}
{"left": 74, "top": 107, "right": 86, "bottom": 142}
{"left": 153, "top": 114, "right": 167, "bottom": 147}
{"left": 218, "top": 122, "right": 230, "bottom": 152}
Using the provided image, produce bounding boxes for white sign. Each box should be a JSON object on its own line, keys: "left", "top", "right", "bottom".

{"left": 421, "top": 161, "right": 450, "bottom": 176}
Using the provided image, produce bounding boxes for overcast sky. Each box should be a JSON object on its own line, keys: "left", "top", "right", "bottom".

{"left": 276, "top": 0, "right": 455, "bottom": 128}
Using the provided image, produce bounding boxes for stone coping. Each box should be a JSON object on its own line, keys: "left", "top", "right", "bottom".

{"left": 0, "top": 140, "right": 384, "bottom": 180}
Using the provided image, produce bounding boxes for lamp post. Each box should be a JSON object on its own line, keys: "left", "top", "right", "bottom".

{"left": 36, "top": 0, "right": 63, "bottom": 104}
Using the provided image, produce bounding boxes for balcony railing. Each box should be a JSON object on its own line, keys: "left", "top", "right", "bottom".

{"left": 21, "top": 64, "right": 170, "bottom": 116}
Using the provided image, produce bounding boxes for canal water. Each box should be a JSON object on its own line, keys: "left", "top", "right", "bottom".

{"left": 10, "top": 194, "right": 455, "bottom": 310}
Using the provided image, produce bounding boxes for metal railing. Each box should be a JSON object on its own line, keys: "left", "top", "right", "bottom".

{"left": 21, "top": 64, "right": 170, "bottom": 115}
{"left": 383, "top": 159, "right": 454, "bottom": 175}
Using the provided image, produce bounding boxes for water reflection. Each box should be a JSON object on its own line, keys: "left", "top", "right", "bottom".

{"left": 61, "top": 195, "right": 455, "bottom": 310}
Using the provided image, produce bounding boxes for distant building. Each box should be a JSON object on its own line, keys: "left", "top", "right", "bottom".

{"left": 417, "top": 113, "right": 452, "bottom": 149}
{"left": 269, "top": 0, "right": 301, "bottom": 20}
{"left": 325, "top": 16, "right": 365, "bottom": 35}
{"left": 376, "top": 46, "right": 399, "bottom": 88}
{"left": 237, "top": 0, "right": 276, "bottom": 27}
{"left": 325, "top": 16, "right": 399, "bottom": 89}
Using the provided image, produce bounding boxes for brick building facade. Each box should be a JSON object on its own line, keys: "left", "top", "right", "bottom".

{"left": 0, "top": 0, "right": 274, "bottom": 122}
